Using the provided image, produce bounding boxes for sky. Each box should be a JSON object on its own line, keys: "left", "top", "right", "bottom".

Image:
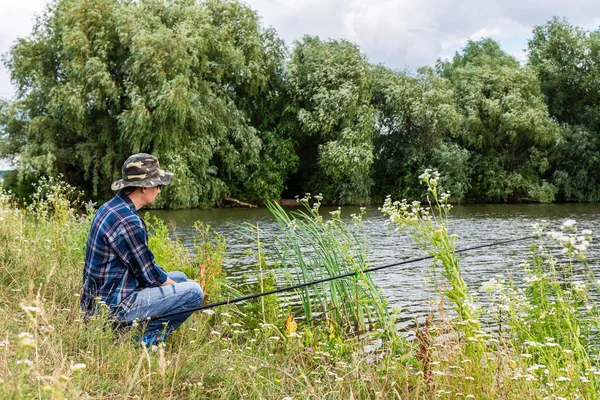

{"left": 2, "top": 0, "right": 600, "bottom": 100}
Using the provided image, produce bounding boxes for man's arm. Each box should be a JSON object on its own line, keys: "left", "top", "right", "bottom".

{"left": 113, "top": 223, "right": 168, "bottom": 287}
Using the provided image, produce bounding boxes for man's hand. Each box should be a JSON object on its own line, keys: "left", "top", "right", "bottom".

{"left": 161, "top": 277, "right": 177, "bottom": 286}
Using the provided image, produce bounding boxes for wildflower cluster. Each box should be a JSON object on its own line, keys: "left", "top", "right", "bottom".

{"left": 381, "top": 170, "right": 478, "bottom": 331}
{"left": 546, "top": 219, "right": 592, "bottom": 261}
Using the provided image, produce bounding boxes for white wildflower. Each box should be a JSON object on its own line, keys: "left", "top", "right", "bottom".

{"left": 20, "top": 305, "right": 41, "bottom": 313}
{"left": 18, "top": 336, "right": 35, "bottom": 349}
{"left": 71, "top": 363, "right": 86, "bottom": 372}
{"left": 479, "top": 278, "right": 500, "bottom": 293}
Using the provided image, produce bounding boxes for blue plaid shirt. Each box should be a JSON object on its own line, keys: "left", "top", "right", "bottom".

{"left": 81, "top": 191, "right": 167, "bottom": 316}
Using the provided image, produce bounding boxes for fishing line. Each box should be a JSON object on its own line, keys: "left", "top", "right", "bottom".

{"left": 115, "top": 235, "right": 536, "bottom": 328}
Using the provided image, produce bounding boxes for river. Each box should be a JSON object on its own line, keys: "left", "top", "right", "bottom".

{"left": 150, "top": 203, "right": 600, "bottom": 328}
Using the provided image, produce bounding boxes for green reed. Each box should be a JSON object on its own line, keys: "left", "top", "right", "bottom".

{"left": 267, "top": 197, "right": 397, "bottom": 340}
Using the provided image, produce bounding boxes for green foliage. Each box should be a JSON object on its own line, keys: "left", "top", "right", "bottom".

{"left": 371, "top": 65, "right": 463, "bottom": 201}
{"left": 528, "top": 18, "right": 597, "bottom": 128}
{"left": 1, "top": 170, "right": 37, "bottom": 203}
{"left": 429, "top": 142, "right": 471, "bottom": 202}
{"left": 26, "top": 174, "right": 87, "bottom": 224}
{"left": 381, "top": 171, "right": 600, "bottom": 397}
{"left": 1, "top": 0, "right": 292, "bottom": 208}
{"left": 551, "top": 125, "right": 600, "bottom": 202}
{"left": 145, "top": 214, "right": 193, "bottom": 275}
{"left": 0, "top": 173, "right": 419, "bottom": 399}
{"left": 285, "top": 37, "right": 375, "bottom": 204}
{"left": 381, "top": 170, "right": 479, "bottom": 331}
{"left": 191, "top": 221, "right": 226, "bottom": 302}
{"left": 528, "top": 19, "right": 600, "bottom": 202}
{"left": 437, "top": 38, "right": 520, "bottom": 75}
{"left": 267, "top": 197, "right": 398, "bottom": 341}
{"left": 438, "top": 39, "right": 560, "bottom": 202}
{"left": 2, "top": 6, "right": 600, "bottom": 207}
{"left": 233, "top": 222, "right": 284, "bottom": 329}
{"left": 4, "top": 169, "right": 600, "bottom": 398}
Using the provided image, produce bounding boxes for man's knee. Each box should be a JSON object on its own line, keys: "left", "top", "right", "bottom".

{"left": 179, "top": 282, "right": 204, "bottom": 307}
{"left": 167, "top": 271, "right": 188, "bottom": 283}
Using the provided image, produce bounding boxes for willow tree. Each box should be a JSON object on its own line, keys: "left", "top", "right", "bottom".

{"left": 528, "top": 18, "right": 600, "bottom": 201}
{"left": 285, "top": 37, "right": 375, "bottom": 204}
{"left": 437, "top": 39, "right": 560, "bottom": 202}
{"left": 370, "top": 65, "right": 464, "bottom": 202}
{"left": 1, "top": 0, "right": 292, "bottom": 207}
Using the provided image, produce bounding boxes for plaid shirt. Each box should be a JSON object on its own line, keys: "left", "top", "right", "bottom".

{"left": 81, "top": 191, "right": 167, "bottom": 316}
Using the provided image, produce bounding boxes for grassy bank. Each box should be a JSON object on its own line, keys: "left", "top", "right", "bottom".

{"left": 1, "top": 176, "right": 599, "bottom": 399}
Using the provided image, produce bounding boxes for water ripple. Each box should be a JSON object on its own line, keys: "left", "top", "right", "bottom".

{"left": 150, "top": 203, "right": 600, "bottom": 328}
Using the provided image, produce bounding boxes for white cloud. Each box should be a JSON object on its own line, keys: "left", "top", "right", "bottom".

{"left": 0, "top": 0, "right": 50, "bottom": 99}
{"left": 2, "top": 0, "right": 600, "bottom": 99}
{"left": 246, "top": 0, "right": 600, "bottom": 68}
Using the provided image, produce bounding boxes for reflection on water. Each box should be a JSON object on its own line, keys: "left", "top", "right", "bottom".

{"left": 150, "top": 203, "right": 600, "bottom": 328}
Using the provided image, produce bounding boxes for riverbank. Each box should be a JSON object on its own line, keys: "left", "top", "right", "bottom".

{"left": 1, "top": 179, "right": 599, "bottom": 399}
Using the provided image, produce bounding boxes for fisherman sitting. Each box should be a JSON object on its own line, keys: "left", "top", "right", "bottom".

{"left": 80, "top": 153, "right": 204, "bottom": 345}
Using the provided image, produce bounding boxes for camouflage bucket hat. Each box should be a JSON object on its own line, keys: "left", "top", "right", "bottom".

{"left": 111, "top": 153, "right": 174, "bottom": 191}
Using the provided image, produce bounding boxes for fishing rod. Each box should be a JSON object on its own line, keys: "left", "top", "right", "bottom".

{"left": 115, "top": 235, "right": 535, "bottom": 328}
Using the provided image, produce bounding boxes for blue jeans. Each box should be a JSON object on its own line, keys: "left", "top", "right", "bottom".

{"left": 118, "top": 271, "right": 204, "bottom": 344}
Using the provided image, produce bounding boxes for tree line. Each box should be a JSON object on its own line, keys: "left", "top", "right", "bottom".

{"left": 1, "top": 0, "right": 599, "bottom": 208}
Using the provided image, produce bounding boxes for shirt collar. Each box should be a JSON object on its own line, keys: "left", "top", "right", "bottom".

{"left": 116, "top": 190, "right": 138, "bottom": 214}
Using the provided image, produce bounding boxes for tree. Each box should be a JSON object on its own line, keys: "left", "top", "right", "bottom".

{"left": 1, "top": 0, "right": 292, "bottom": 208}
{"left": 285, "top": 36, "right": 375, "bottom": 204}
{"left": 551, "top": 125, "right": 600, "bottom": 202}
{"left": 438, "top": 39, "right": 560, "bottom": 202}
{"left": 528, "top": 18, "right": 600, "bottom": 201}
{"left": 528, "top": 18, "right": 595, "bottom": 127}
{"left": 370, "top": 65, "right": 465, "bottom": 201}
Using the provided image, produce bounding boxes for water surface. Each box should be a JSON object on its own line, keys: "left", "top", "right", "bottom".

{"left": 150, "top": 203, "right": 600, "bottom": 328}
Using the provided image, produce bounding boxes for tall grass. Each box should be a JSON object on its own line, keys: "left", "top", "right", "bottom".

{"left": 0, "top": 179, "right": 421, "bottom": 399}
{"left": 382, "top": 169, "right": 600, "bottom": 398}
{"left": 267, "top": 196, "right": 398, "bottom": 342}
{"left": 2, "top": 174, "right": 600, "bottom": 399}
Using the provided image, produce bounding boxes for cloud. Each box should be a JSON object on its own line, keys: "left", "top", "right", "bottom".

{"left": 2, "top": 0, "right": 600, "bottom": 98}
{"left": 246, "top": 0, "right": 600, "bottom": 68}
{"left": 0, "top": 0, "right": 50, "bottom": 99}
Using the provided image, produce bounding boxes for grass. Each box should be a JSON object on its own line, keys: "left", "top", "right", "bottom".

{"left": 266, "top": 197, "right": 398, "bottom": 342}
{"left": 1, "top": 174, "right": 600, "bottom": 399}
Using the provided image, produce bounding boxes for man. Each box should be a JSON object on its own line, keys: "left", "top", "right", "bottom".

{"left": 81, "top": 153, "right": 204, "bottom": 344}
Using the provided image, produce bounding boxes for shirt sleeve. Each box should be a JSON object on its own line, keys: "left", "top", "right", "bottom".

{"left": 111, "top": 219, "right": 168, "bottom": 287}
